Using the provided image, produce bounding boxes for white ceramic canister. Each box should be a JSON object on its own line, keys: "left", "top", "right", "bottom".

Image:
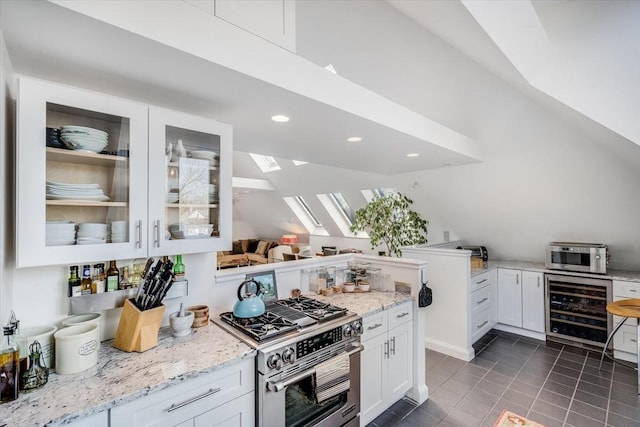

{"left": 54, "top": 323, "right": 99, "bottom": 375}
{"left": 62, "top": 313, "right": 102, "bottom": 339}
{"left": 17, "top": 325, "right": 57, "bottom": 369}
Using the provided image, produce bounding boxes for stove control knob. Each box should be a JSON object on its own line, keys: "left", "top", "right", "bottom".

{"left": 343, "top": 324, "right": 353, "bottom": 338}
{"left": 353, "top": 321, "right": 363, "bottom": 336}
{"left": 267, "top": 353, "right": 282, "bottom": 370}
{"left": 282, "top": 348, "right": 296, "bottom": 364}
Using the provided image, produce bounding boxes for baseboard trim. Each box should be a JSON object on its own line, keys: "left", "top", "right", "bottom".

{"left": 493, "top": 324, "right": 546, "bottom": 341}
{"left": 424, "top": 337, "right": 475, "bottom": 361}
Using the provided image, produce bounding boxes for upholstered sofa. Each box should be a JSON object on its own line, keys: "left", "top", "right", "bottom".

{"left": 217, "top": 238, "right": 281, "bottom": 269}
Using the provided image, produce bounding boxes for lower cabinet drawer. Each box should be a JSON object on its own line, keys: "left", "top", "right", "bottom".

{"left": 110, "top": 358, "right": 254, "bottom": 426}
{"left": 613, "top": 324, "right": 638, "bottom": 355}
{"left": 387, "top": 301, "right": 413, "bottom": 329}
{"left": 471, "top": 308, "right": 492, "bottom": 344}
{"left": 613, "top": 280, "right": 640, "bottom": 299}
{"left": 471, "top": 286, "right": 491, "bottom": 315}
{"left": 362, "top": 310, "right": 388, "bottom": 341}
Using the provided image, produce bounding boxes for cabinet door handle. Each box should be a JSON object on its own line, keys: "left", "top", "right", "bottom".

{"left": 631, "top": 338, "right": 638, "bottom": 343}
{"left": 154, "top": 220, "right": 160, "bottom": 248}
{"left": 477, "top": 320, "right": 489, "bottom": 329}
{"left": 135, "top": 220, "right": 142, "bottom": 249}
{"left": 396, "top": 312, "right": 409, "bottom": 319}
{"left": 630, "top": 289, "right": 637, "bottom": 293}
{"left": 384, "top": 340, "right": 389, "bottom": 358}
{"left": 391, "top": 336, "right": 396, "bottom": 355}
{"left": 476, "top": 278, "right": 488, "bottom": 285}
{"left": 516, "top": 275, "right": 519, "bottom": 285}
{"left": 537, "top": 276, "right": 540, "bottom": 288}
{"left": 476, "top": 297, "right": 488, "bottom": 305}
{"left": 367, "top": 323, "right": 383, "bottom": 330}
{"left": 166, "top": 387, "right": 221, "bottom": 412}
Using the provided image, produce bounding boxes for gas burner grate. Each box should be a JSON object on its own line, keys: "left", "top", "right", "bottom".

{"left": 219, "top": 311, "right": 299, "bottom": 342}
{"left": 275, "top": 296, "right": 347, "bottom": 321}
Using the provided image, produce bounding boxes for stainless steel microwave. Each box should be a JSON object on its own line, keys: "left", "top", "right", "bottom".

{"left": 546, "top": 242, "right": 608, "bottom": 274}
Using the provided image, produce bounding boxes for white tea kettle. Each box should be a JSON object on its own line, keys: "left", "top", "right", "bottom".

{"left": 233, "top": 279, "right": 265, "bottom": 318}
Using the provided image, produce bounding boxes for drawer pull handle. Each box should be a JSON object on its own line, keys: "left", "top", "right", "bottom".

{"left": 477, "top": 320, "right": 489, "bottom": 329}
{"left": 631, "top": 339, "right": 638, "bottom": 343}
{"left": 476, "top": 278, "right": 488, "bottom": 285}
{"left": 167, "top": 387, "right": 221, "bottom": 412}
{"left": 367, "top": 323, "right": 383, "bottom": 330}
{"left": 476, "top": 297, "right": 488, "bottom": 305}
{"left": 396, "top": 312, "right": 409, "bottom": 318}
{"left": 630, "top": 289, "right": 637, "bottom": 292}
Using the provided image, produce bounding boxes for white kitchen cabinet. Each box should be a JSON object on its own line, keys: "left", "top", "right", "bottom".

{"left": 148, "top": 107, "right": 232, "bottom": 256}
{"left": 110, "top": 357, "right": 254, "bottom": 427}
{"left": 212, "top": 0, "right": 296, "bottom": 52}
{"left": 16, "top": 78, "right": 232, "bottom": 267}
{"left": 360, "top": 301, "right": 413, "bottom": 426}
{"left": 497, "top": 269, "right": 545, "bottom": 333}
{"left": 470, "top": 270, "right": 498, "bottom": 343}
{"left": 612, "top": 280, "right": 640, "bottom": 363}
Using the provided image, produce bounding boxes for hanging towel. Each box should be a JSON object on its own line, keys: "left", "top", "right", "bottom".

{"left": 314, "top": 352, "right": 350, "bottom": 403}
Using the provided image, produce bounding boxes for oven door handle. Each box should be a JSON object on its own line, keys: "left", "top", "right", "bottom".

{"left": 267, "top": 344, "right": 364, "bottom": 393}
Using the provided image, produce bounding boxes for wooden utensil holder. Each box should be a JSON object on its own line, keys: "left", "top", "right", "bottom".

{"left": 113, "top": 299, "right": 165, "bottom": 352}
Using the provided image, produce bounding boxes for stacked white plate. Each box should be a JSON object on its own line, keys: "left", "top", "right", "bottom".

{"left": 189, "top": 150, "right": 219, "bottom": 167}
{"left": 110, "top": 220, "right": 129, "bottom": 243}
{"left": 46, "top": 181, "right": 110, "bottom": 202}
{"left": 46, "top": 221, "right": 76, "bottom": 246}
{"left": 77, "top": 223, "right": 108, "bottom": 245}
{"left": 59, "top": 125, "right": 108, "bottom": 153}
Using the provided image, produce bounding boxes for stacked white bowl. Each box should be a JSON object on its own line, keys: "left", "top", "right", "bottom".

{"left": 46, "top": 221, "right": 76, "bottom": 246}
{"left": 77, "top": 223, "right": 108, "bottom": 245}
{"left": 110, "top": 221, "right": 129, "bottom": 243}
{"left": 59, "top": 125, "right": 108, "bottom": 153}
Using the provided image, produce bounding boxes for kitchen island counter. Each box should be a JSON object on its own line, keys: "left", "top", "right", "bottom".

{"left": 0, "top": 323, "right": 255, "bottom": 427}
{"left": 470, "top": 260, "right": 640, "bottom": 282}
{"left": 310, "top": 290, "right": 414, "bottom": 317}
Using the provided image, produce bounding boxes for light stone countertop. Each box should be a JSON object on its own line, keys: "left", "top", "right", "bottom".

{"left": 470, "top": 260, "right": 640, "bottom": 282}
{"left": 309, "top": 290, "right": 414, "bottom": 317}
{"left": 0, "top": 323, "right": 255, "bottom": 427}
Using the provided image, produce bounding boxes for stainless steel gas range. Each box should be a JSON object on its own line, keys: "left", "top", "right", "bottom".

{"left": 213, "top": 295, "right": 363, "bottom": 427}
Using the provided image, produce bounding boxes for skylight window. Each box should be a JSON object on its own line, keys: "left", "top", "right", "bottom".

{"left": 362, "top": 187, "right": 397, "bottom": 202}
{"left": 249, "top": 153, "right": 281, "bottom": 173}
{"left": 292, "top": 160, "right": 308, "bottom": 166}
{"left": 317, "top": 192, "right": 365, "bottom": 238}
{"left": 283, "top": 196, "right": 328, "bottom": 236}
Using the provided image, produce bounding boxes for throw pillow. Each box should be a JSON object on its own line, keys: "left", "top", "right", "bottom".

{"left": 255, "top": 240, "right": 269, "bottom": 256}
{"left": 247, "top": 239, "right": 259, "bottom": 253}
{"left": 232, "top": 241, "right": 244, "bottom": 255}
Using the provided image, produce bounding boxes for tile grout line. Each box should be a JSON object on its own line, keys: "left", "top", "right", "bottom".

{"left": 524, "top": 343, "right": 564, "bottom": 422}
{"left": 558, "top": 348, "right": 588, "bottom": 426}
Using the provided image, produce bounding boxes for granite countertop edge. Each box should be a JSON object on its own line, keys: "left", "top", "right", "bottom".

{"left": 470, "top": 260, "right": 640, "bottom": 282}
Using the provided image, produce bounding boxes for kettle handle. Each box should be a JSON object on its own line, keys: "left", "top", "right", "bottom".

{"left": 237, "top": 279, "right": 260, "bottom": 301}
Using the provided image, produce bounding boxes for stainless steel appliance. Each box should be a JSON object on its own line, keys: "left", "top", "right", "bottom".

{"left": 545, "top": 273, "right": 612, "bottom": 347}
{"left": 546, "top": 242, "right": 608, "bottom": 274}
{"left": 456, "top": 245, "right": 488, "bottom": 261}
{"left": 214, "top": 295, "right": 363, "bottom": 427}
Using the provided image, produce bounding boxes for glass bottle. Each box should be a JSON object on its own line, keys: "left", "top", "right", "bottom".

{"left": 173, "top": 255, "right": 185, "bottom": 281}
{"left": 119, "top": 267, "right": 131, "bottom": 290}
{"left": 92, "top": 263, "right": 105, "bottom": 294}
{"left": 80, "top": 265, "right": 92, "bottom": 295}
{"left": 20, "top": 341, "right": 48, "bottom": 392}
{"left": 0, "top": 324, "right": 19, "bottom": 402}
{"left": 68, "top": 266, "right": 81, "bottom": 297}
{"left": 106, "top": 260, "right": 119, "bottom": 292}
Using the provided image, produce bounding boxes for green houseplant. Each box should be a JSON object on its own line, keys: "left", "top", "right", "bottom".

{"left": 350, "top": 192, "right": 428, "bottom": 257}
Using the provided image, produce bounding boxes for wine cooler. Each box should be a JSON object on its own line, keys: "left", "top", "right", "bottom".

{"left": 545, "top": 274, "right": 612, "bottom": 348}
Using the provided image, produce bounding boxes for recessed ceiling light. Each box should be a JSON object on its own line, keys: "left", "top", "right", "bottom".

{"left": 271, "top": 115, "right": 290, "bottom": 123}
{"left": 347, "top": 137, "right": 362, "bottom": 142}
{"left": 406, "top": 153, "right": 419, "bottom": 157}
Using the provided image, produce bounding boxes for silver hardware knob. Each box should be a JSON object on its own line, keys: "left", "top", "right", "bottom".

{"left": 282, "top": 348, "right": 296, "bottom": 364}
{"left": 353, "top": 321, "right": 363, "bottom": 335}
{"left": 267, "top": 353, "right": 282, "bottom": 370}
{"left": 343, "top": 324, "right": 353, "bottom": 338}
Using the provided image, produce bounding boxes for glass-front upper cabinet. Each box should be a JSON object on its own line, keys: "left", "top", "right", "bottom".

{"left": 147, "top": 107, "right": 232, "bottom": 256}
{"left": 17, "top": 78, "right": 148, "bottom": 267}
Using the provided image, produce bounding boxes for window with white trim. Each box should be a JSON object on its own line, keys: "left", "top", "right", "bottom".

{"left": 249, "top": 153, "right": 281, "bottom": 173}
{"left": 283, "top": 196, "right": 329, "bottom": 236}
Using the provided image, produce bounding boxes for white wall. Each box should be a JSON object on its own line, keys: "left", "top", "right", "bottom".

{"left": 291, "top": 0, "right": 640, "bottom": 271}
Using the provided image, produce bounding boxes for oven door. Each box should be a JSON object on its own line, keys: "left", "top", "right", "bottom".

{"left": 258, "top": 345, "right": 362, "bottom": 427}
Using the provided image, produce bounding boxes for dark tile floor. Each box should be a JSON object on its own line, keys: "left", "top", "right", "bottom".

{"left": 367, "top": 329, "right": 640, "bottom": 427}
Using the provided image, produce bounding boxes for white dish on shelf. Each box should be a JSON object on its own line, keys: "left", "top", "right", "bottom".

{"left": 59, "top": 135, "right": 108, "bottom": 153}
{"left": 46, "top": 181, "right": 100, "bottom": 189}
{"left": 46, "top": 194, "right": 110, "bottom": 201}
{"left": 189, "top": 150, "right": 218, "bottom": 160}
{"left": 59, "top": 125, "right": 108, "bottom": 137}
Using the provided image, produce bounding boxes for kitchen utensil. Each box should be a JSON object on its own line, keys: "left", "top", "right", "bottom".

{"left": 112, "top": 299, "right": 165, "bottom": 352}
{"left": 188, "top": 305, "right": 209, "bottom": 327}
{"left": 169, "top": 310, "right": 194, "bottom": 337}
{"left": 232, "top": 279, "right": 265, "bottom": 318}
{"left": 20, "top": 340, "right": 49, "bottom": 391}
{"left": 54, "top": 323, "right": 99, "bottom": 374}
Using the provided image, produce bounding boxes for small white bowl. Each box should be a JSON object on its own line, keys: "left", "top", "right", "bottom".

{"left": 343, "top": 282, "right": 355, "bottom": 292}
{"left": 170, "top": 311, "right": 194, "bottom": 337}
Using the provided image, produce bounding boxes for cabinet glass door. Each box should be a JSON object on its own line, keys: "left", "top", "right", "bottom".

{"left": 148, "top": 108, "right": 232, "bottom": 256}
{"left": 17, "top": 78, "right": 148, "bottom": 267}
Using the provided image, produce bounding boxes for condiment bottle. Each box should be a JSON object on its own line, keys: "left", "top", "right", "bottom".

{"left": 92, "top": 263, "right": 105, "bottom": 294}
{"left": 68, "top": 266, "right": 81, "bottom": 297}
{"left": 173, "top": 255, "right": 185, "bottom": 281}
{"left": 20, "top": 341, "right": 48, "bottom": 392}
{"left": 106, "top": 260, "right": 119, "bottom": 292}
{"left": 0, "top": 324, "right": 19, "bottom": 402}
{"left": 119, "top": 267, "right": 131, "bottom": 290}
{"left": 80, "top": 265, "right": 92, "bottom": 295}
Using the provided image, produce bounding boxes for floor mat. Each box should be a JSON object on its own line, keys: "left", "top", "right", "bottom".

{"left": 493, "top": 410, "right": 545, "bottom": 427}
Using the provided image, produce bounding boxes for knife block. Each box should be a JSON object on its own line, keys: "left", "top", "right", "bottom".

{"left": 113, "top": 299, "right": 165, "bottom": 352}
